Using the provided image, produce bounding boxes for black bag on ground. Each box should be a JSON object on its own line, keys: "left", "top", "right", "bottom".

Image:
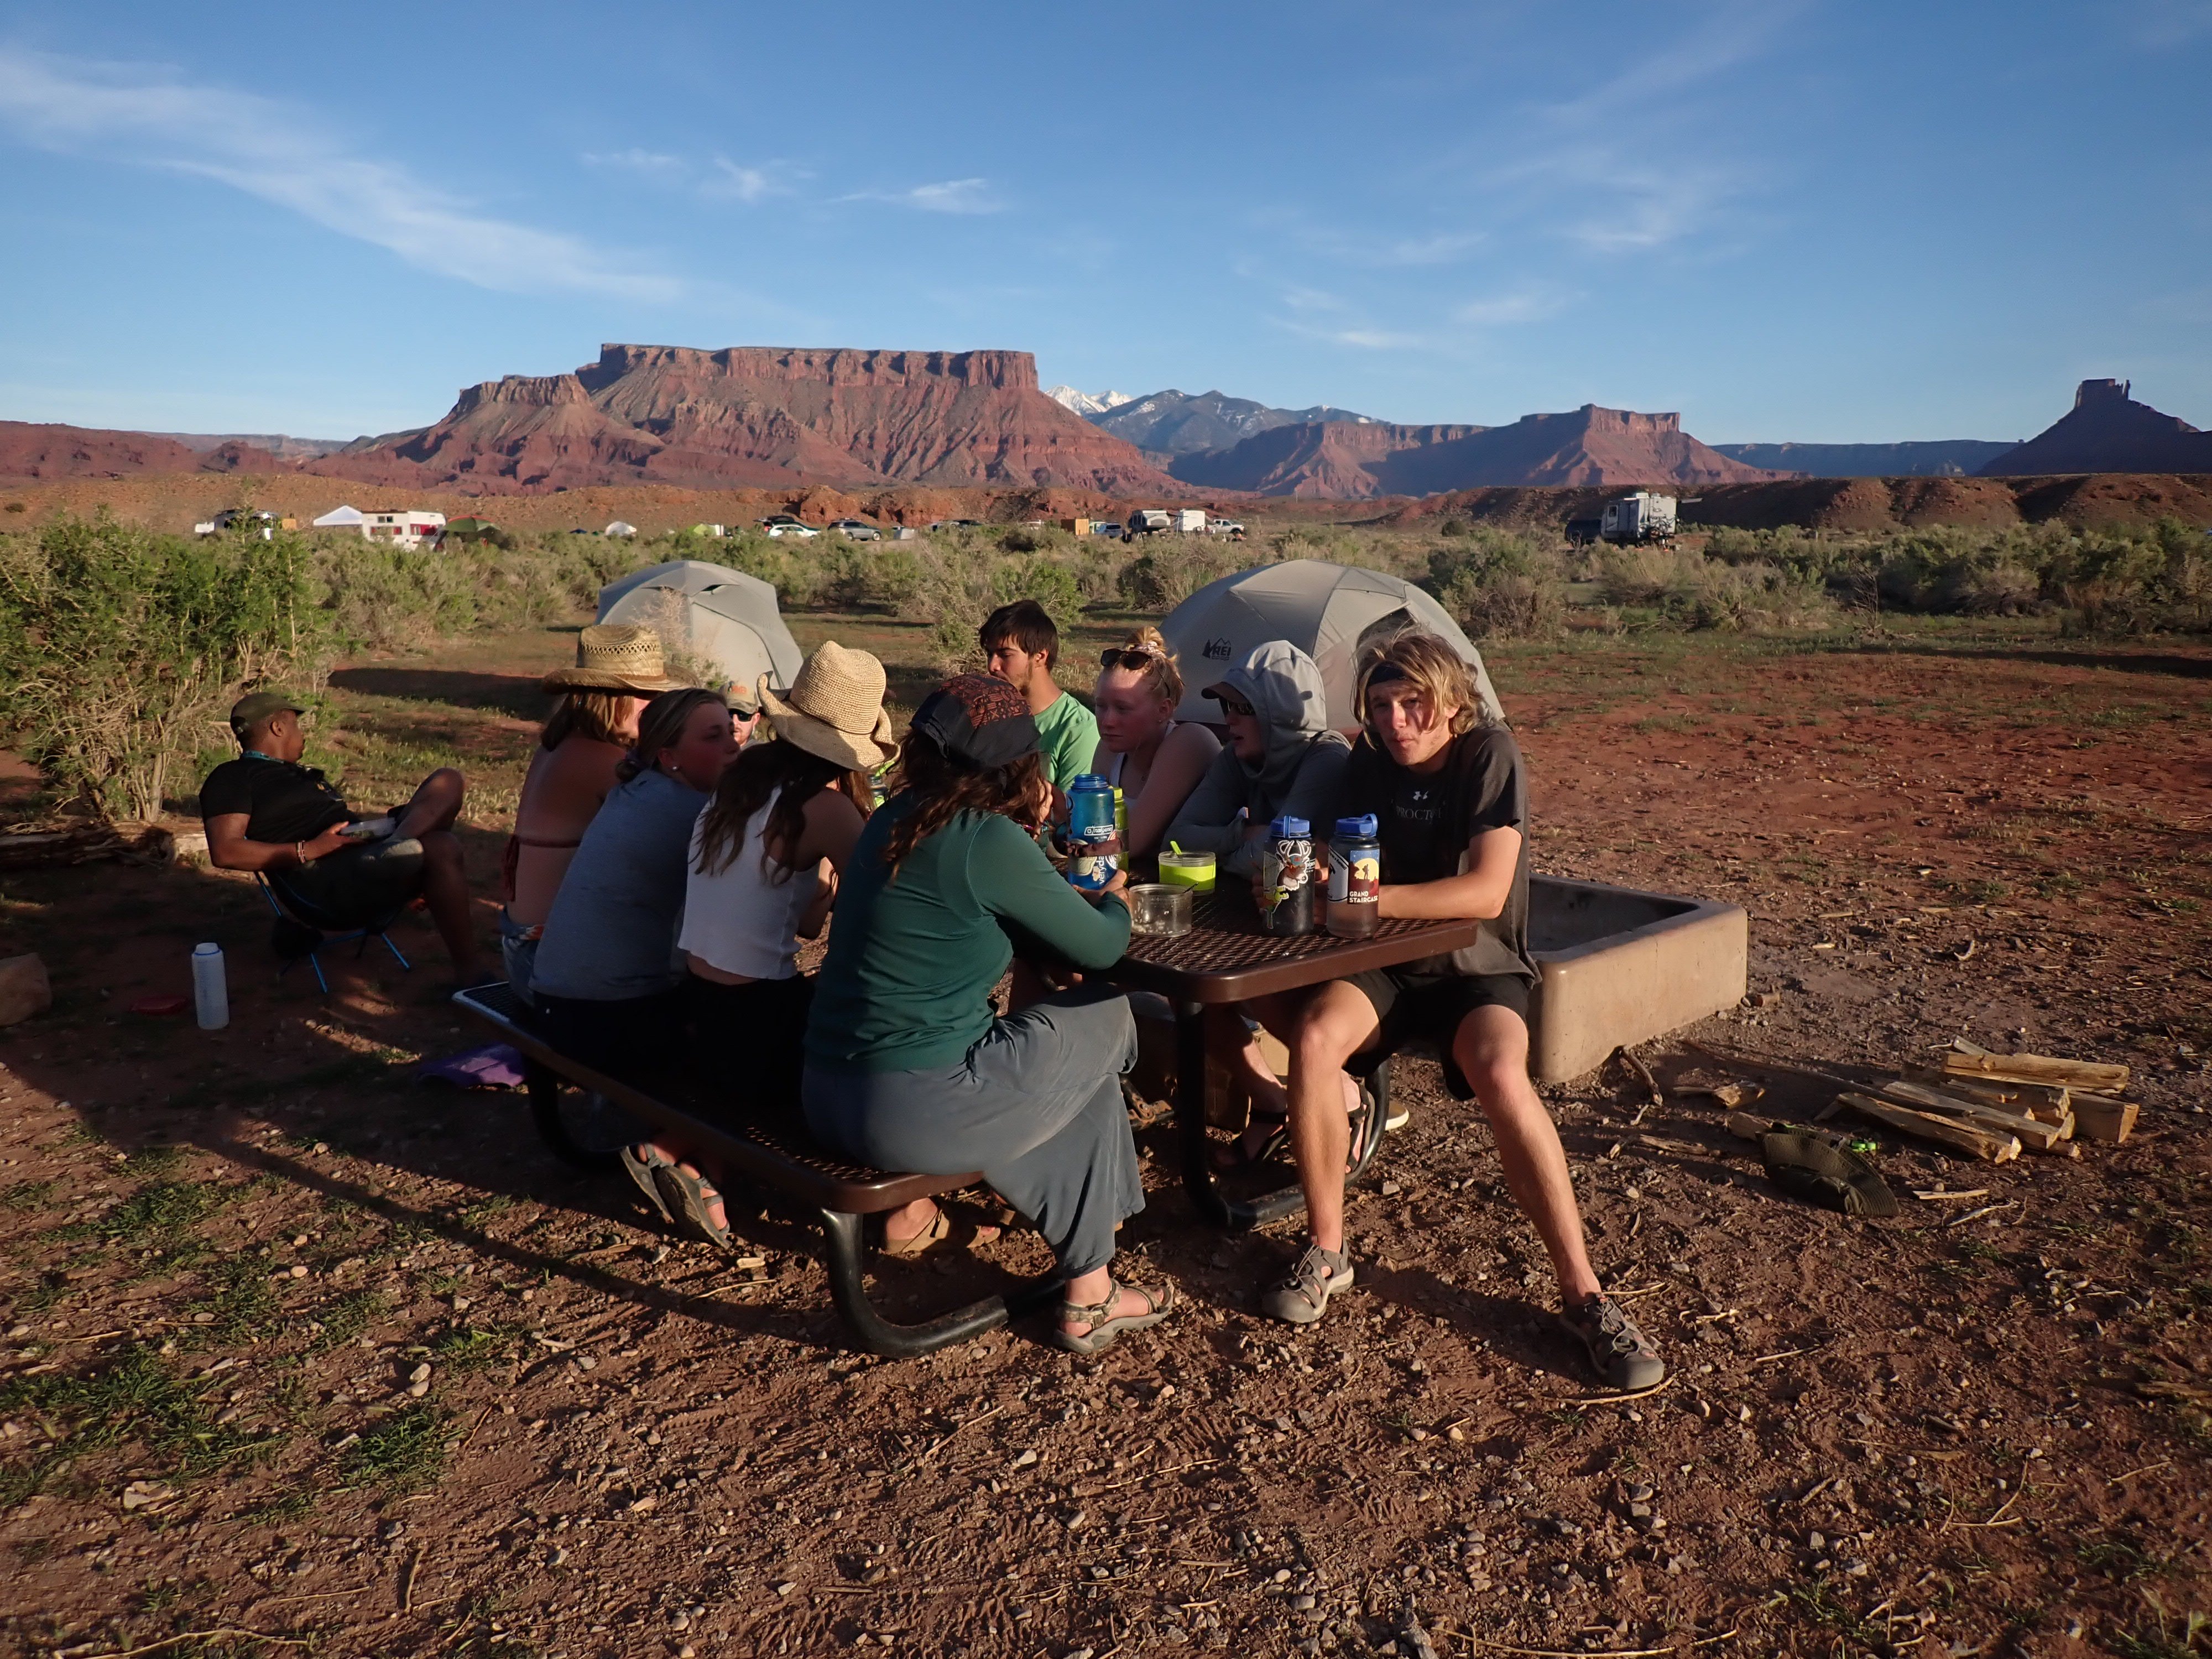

{"left": 1760, "top": 1129, "right": 1898, "bottom": 1218}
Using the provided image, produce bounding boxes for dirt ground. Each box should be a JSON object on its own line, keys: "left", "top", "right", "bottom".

{"left": 2, "top": 616, "right": 2208, "bottom": 1659}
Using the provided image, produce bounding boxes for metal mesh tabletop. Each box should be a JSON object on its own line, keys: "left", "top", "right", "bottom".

{"left": 1110, "top": 893, "right": 1481, "bottom": 1003}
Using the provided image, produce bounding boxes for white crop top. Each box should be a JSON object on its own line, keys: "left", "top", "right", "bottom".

{"left": 678, "top": 790, "right": 819, "bottom": 981}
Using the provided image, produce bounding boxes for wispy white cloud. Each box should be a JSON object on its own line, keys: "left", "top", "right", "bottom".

{"left": 1452, "top": 285, "right": 1574, "bottom": 327}
{"left": 0, "top": 48, "right": 679, "bottom": 300}
{"left": 839, "top": 177, "right": 1004, "bottom": 215}
{"left": 2128, "top": 0, "right": 2212, "bottom": 44}
{"left": 705, "top": 156, "right": 780, "bottom": 203}
{"left": 583, "top": 147, "right": 684, "bottom": 175}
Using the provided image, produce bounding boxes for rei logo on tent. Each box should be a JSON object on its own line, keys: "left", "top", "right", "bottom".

{"left": 1202, "top": 637, "right": 1234, "bottom": 660}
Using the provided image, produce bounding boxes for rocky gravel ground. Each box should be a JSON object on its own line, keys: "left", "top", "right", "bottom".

{"left": 1, "top": 623, "right": 2206, "bottom": 1659}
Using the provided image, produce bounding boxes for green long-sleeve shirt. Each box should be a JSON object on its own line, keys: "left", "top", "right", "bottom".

{"left": 806, "top": 800, "right": 1131, "bottom": 1073}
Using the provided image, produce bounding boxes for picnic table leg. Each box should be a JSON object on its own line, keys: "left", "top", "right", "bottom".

{"left": 1175, "top": 1000, "right": 1308, "bottom": 1233}
{"left": 817, "top": 1209, "right": 1061, "bottom": 1359}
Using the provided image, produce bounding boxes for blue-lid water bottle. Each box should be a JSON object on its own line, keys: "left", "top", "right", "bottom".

{"left": 191, "top": 942, "right": 229, "bottom": 1030}
{"left": 1327, "top": 815, "right": 1381, "bottom": 938}
{"left": 1066, "top": 774, "right": 1118, "bottom": 891}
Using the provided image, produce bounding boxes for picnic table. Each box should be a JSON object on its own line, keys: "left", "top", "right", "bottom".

{"left": 1104, "top": 892, "right": 1481, "bottom": 1230}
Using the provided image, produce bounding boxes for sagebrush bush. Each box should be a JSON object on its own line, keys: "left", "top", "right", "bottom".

{"left": 0, "top": 515, "right": 329, "bottom": 820}
{"left": 1425, "top": 531, "right": 1569, "bottom": 639}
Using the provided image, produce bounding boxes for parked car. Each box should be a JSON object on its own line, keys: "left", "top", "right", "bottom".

{"left": 829, "top": 518, "right": 881, "bottom": 541}
{"left": 761, "top": 514, "right": 820, "bottom": 540}
{"left": 1090, "top": 521, "right": 1122, "bottom": 538}
{"left": 1206, "top": 517, "right": 1246, "bottom": 538}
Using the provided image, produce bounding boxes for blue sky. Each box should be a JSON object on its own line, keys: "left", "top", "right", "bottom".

{"left": 0, "top": 2, "right": 2206, "bottom": 444}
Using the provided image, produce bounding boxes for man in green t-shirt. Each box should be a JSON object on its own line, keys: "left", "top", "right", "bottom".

{"left": 981, "top": 598, "right": 1098, "bottom": 792}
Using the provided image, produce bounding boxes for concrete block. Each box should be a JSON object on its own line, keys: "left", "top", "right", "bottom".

{"left": 0, "top": 953, "right": 52, "bottom": 1026}
{"left": 1527, "top": 876, "right": 1747, "bottom": 1083}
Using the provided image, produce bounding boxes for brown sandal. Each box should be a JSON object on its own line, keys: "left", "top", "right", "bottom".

{"left": 1050, "top": 1277, "right": 1176, "bottom": 1355}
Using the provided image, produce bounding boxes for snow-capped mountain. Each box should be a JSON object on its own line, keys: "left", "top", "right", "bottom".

{"left": 1045, "top": 385, "right": 1134, "bottom": 416}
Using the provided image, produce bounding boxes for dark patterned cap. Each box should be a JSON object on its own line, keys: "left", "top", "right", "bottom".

{"left": 909, "top": 674, "right": 1038, "bottom": 770}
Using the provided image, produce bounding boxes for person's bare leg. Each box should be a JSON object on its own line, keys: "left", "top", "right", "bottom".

{"left": 1453, "top": 1004, "right": 1600, "bottom": 1303}
{"left": 1286, "top": 982, "right": 1383, "bottom": 1255}
{"left": 394, "top": 767, "right": 465, "bottom": 841}
{"left": 416, "top": 830, "right": 483, "bottom": 979}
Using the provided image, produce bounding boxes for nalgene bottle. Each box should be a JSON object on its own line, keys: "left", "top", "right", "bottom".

{"left": 1326, "top": 815, "right": 1381, "bottom": 939}
{"left": 1066, "top": 774, "right": 1118, "bottom": 891}
{"left": 1261, "top": 815, "right": 1314, "bottom": 936}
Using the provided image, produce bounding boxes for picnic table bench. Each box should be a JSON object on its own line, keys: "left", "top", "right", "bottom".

{"left": 450, "top": 981, "right": 1062, "bottom": 1359}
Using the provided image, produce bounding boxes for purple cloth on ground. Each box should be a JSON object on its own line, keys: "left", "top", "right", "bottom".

{"left": 417, "top": 1042, "right": 525, "bottom": 1090}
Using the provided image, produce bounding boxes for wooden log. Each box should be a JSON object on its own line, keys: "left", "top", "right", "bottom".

{"left": 0, "top": 821, "right": 175, "bottom": 870}
{"left": 2071, "top": 1097, "right": 2138, "bottom": 1144}
{"left": 1876, "top": 1080, "right": 2073, "bottom": 1152}
{"left": 1941, "top": 1050, "right": 2128, "bottom": 1095}
{"left": 1902, "top": 1065, "right": 2072, "bottom": 1122}
{"left": 1725, "top": 1110, "right": 1772, "bottom": 1141}
{"left": 1835, "top": 1092, "right": 2020, "bottom": 1163}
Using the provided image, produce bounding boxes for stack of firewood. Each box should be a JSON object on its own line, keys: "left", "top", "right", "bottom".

{"left": 1829, "top": 1039, "right": 2136, "bottom": 1164}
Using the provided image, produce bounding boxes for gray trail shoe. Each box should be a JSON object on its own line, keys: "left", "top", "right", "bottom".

{"left": 1560, "top": 1292, "right": 1666, "bottom": 1390}
{"left": 1261, "top": 1244, "right": 1355, "bottom": 1325}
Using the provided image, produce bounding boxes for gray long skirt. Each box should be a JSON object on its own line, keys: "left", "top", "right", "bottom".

{"left": 801, "top": 985, "right": 1142, "bottom": 1277}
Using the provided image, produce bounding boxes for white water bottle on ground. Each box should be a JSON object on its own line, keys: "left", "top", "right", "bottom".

{"left": 192, "top": 942, "right": 228, "bottom": 1030}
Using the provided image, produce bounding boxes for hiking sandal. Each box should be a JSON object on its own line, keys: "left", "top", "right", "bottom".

{"left": 878, "top": 1203, "right": 950, "bottom": 1258}
{"left": 619, "top": 1144, "right": 677, "bottom": 1223}
{"left": 1559, "top": 1291, "right": 1666, "bottom": 1390}
{"left": 650, "top": 1161, "right": 732, "bottom": 1251}
{"left": 1051, "top": 1277, "right": 1176, "bottom": 1355}
{"left": 1212, "top": 1108, "right": 1291, "bottom": 1173}
{"left": 1260, "top": 1243, "right": 1355, "bottom": 1326}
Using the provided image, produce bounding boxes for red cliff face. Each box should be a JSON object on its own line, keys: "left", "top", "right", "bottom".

{"left": 310, "top": 345, "right": 1178, "bottom": 495}
{"left": 1979, "top": 380, "right": 2212, "bottom": 476}
{"left": 1171, "top": 405, "right": 1782, "bottom": 496}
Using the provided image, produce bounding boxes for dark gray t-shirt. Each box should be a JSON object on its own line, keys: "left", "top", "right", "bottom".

{"left": 530, "top": 770, "right": 709, "bottom": 1001}
{"left": 1335, "top": 726, "right": 1536, "bottom": 983}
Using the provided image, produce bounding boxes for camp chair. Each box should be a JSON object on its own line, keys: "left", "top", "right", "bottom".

{"left": 256, "top": 872, "right": 412, "bottom": 994}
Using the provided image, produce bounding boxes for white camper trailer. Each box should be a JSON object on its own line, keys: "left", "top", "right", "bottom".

{"left": 1599, "top": 492, "right": 1677, "bottom": 544}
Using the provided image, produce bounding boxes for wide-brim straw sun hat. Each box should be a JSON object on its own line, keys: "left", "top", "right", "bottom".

{"left": 542, "top": 624, "right": 686, "bottom": 694}
{"left": 757, "top": 640, "right": 898, "bottom": 771}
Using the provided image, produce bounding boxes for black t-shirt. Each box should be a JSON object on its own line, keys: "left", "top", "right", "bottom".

{"left": 1335, "top": 725, "right": 1536, "bottom": 983}
{"left": 199, "top": 755, "right": 352, "bottom": 844}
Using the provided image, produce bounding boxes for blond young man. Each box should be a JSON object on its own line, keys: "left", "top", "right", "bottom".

{"left": 1258, "top": 632, "right": 1663, "bottom": 1389}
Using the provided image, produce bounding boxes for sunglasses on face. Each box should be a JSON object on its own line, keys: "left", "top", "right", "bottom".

{"left": 1099, "top": 648, "right": 1160, "bottom": 672}
{"left": 1212, "top": 695, "right": 1255, "bottom": 718}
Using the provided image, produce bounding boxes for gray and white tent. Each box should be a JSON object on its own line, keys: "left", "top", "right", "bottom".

{"left": 596, "top": 561, "right": 804, "bottom": 697}
{"left": 1159, "top": 559, "right": 1505, "bottom": 731}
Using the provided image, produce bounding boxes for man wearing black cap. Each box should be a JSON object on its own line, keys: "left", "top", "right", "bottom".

{"left": 200, "top": 692, "right": 482, "bottom": 981}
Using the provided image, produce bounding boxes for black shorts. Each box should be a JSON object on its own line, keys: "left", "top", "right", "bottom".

{"left": 1342, "top": 964, "right": 1532, "bottom": 1100}
{"left": 272, "top": 837, "right": 426, "bottom": 929}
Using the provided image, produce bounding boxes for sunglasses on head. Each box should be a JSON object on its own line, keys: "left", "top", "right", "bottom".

{"left": 1098, "top": 646, "right": 1161, "bottom": 672}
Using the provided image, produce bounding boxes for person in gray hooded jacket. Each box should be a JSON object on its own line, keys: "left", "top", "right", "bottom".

{"left": 1164, "top": 640, "right": 1350, "bottom": 881}
{"left": 1164, "top": 640, "right": 1361, "bottom": 1159}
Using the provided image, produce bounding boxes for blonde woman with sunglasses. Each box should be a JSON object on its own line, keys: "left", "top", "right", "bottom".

{"left": 1087, "top": 624, "right": 1220, "bottom": 859}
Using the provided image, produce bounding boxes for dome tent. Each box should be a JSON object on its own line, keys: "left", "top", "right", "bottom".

{"left": 1159, "top": 559, "right": 1505, "bottom": 732}
{"left": 596, "top": 561, "right": 803, "bottom": 699}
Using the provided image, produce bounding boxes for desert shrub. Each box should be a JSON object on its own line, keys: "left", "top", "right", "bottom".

{"left": 1117, "top": 538, "right": 1248, "bottom": 611}
{"left": 1438, "top": 517, "right": 1471, "bottom": 539}
{"left": 1599, "top": 544, "right": 1834, "bottom": 631}
{"left": 316, "top": 542, "right": 479, "bottom": 651}
{"left": 989, "top": 555, "right": 1084, "bottom": 631}
{"left": 0, "top": 515, "right": 329, "bottom": 820}
{"left": 1425, "top": 531, "right": 1568, "bottom": 639}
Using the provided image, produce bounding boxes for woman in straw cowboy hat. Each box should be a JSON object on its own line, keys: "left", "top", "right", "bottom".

{"left": 629, "top": 643, "right": 902, "bottom": 1246}
{"left": 500, "top": 624, "right": 686, "bottom": 998}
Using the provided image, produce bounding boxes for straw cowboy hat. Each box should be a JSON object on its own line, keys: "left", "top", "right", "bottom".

{"left": 757, "top": 640, "right": 898, "bottom": 771}
{"left": 542, "top": 624, "right": 686, "bottom": 694}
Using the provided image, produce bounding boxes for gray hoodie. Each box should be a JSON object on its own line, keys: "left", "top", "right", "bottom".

{"left": 1164, "top": 640, "right": 1351, "bottom": 881}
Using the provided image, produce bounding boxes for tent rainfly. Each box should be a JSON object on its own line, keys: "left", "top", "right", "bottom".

{"left": 312, "top": 505, "right": 366, "bottom": 528}
{"left": 596, "top": 560, "right": 803, "bottom": 699}
{"left": 604, "top": 521, "right": 638, "bottom": 538}
{"left": 1158, "top": 559, "right": 1506, "bottom": 732}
